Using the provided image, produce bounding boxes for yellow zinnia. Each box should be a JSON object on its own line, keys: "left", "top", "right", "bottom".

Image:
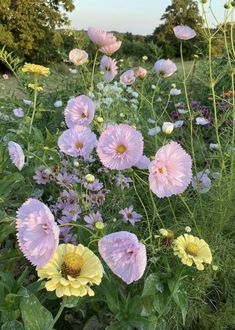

{"left": 173, "top": 234, "right": 212, "bottom": 270}
{"left": 37, "top": 244, "right": 103, "bottom": 298}
{"left": 22, "top": 63, "right": 50, "bottom": 77}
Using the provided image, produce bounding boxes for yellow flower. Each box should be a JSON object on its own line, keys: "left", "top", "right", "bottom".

{"left": 173, "top": 234, "right": 212, "bottom": 271}
{"left": 37, "top": 244, "right": 103, "bottom": 298}
{"left": 22, "top": 63, "right": 50, "bottom": 77}
{"left": 28, "top": 83, "right": 43, "bottom": 91}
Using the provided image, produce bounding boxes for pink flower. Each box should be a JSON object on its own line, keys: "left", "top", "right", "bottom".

{"left": 154, "top": 59, "right": 177, "bottom": 78}
{"left": 64, "top": 95, "right": 95, "bottom": 127}
{"left": 99, "top": 41, "right": 122, "bottom": 56}
{"left": 134, "top": 67, "right": 147, "bottom": 79}
{"left": 98, "top": 231, "right": 147, "bottom": 284}
{"left": 58, "top": 126, "right": 97, "bottom": 158}
{"left": 149, "top": 142, "right": 192, "bottom": 198}
{"left": 173, "top": 25, "right": 196, "bottom": 40}
{"left": 120, "top": 70, "right": 136, "bottom": 85}
{"left": 16, "top": 199, "right": 59, "bottom": 266}
{"left": 69, "top": 49, "right": 88, "bottom": 65}
{"left": 8, "top": 141, "right": 25, "bottom": 171}
{"left": 134, "top": 155, "right": 150, "bottom": 170}
{"left": 2, "top": 74, "right": 9, "bottom": 80}
{"left": 88, "top": 27, "right": 116, "bottom": 47}
{"left": 97, "top": 124, "right": 143, "bottom": 170}
{"left": 100, "top": 56, "right": 118, "bottom": 83}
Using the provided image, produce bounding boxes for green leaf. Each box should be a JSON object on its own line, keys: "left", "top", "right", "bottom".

{"left": 172, "top": 290, "right": 188, "bottom": 326}
{"left": 142, "top": 273, "right": 162, "bottom": 297}
{"left": 0, "top": 173, "right": 24, "bottom": 198}
{"left": 20, "top": 293, "right": 53, "bottom": 330}
{"left": 2, "top": 320, "right": 24, "bottom": 330}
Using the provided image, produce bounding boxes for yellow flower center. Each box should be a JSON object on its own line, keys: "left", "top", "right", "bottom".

{"left": 116, "top": 144, "right": 126, "bottom": 154}
{"left": 159, "top": 166, "right": 167, "bottom": 174}
{"left": 185, "top": 243, "right": 199, "bottom": 257}
{"left": 75, "top": 142, "right": 83, "bottom": 149}
{"left": 61, "top": 253, "right": 83, "bottom": 278}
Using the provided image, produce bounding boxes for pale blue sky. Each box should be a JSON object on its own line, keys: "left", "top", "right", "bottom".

{"left": 68, "top": 0, "right": 226, "bottom": 35}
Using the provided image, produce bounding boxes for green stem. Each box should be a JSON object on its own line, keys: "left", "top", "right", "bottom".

{"left": 29, "top": 76, "right": 38, "bottom": 135}
{"left": 91, "top": 50, "right": 99, "bottom": 91}
{"left": 50, "top": 297, "right": 67, "bottom": 330}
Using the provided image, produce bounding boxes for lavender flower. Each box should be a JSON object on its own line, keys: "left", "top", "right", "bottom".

{"left": 119, "top": 206, "right": 142, "bottom": 225}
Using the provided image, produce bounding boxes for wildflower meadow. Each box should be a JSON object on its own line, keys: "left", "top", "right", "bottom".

{"left": 0, "top": 0, "right": 235, "bottom": 329}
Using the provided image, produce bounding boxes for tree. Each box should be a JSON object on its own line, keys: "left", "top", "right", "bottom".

{"left": 0, "top": 0, "right": 75, "bottom": 62}
{"left": 153, "top": 0, "right": 204, "bottom": 58}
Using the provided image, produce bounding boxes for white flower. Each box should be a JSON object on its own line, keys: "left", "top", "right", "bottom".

{"left": 23, "top": 99, "right": 32, "bottom": 105}
{"left": 209, "top": 143, "right": 219, "bottom": 150}
{"left": 192, "top": 171, "right": 211, "bottom": 193}
{"left": 69, "top": 68, "right": 78, "bottom": 74}
{"left": 151, "top": 85, "right": 156, "bottom": 90}
{"left": 54, "top": 100, "right": 63, "bottom": 108}
{"left": 148, "top": 118, "right": 155, "bottom": 124}
{"left": 195, "top": 117, "right": 210, "bottom": 125}
{"left": 185, "top": 226, "right": 192, "bottom": 233}
{"left": 178, "top": 108, "right": 188, "bottom": 114}
{"left": 148, "top": 126, "right": 161, "bottom": 136}
{"left": 170, "top": 88, "right": 181, "bottom": 96}
{"left": 8, "top": 141, "right": 25, "bottom": 171}
{"left": 174, "top": 120, "right": 184, "bottom": 128}
{"left": 162, "top": 122, "right": 174, "bottom": 135}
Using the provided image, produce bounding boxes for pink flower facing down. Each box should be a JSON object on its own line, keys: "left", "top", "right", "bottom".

{"left": 100, "top": 55, "right": 118, "bottom": 83}
{"left": 134, "top": 67, "right": 147, "bottom": 79}
{"left": 98, "top": 231, "right": 147, "bottom": 284}
{"left": 119, "top": 206, "right": 142, "bottom": 226}
{"left": 88, "top": 27, "right": 117, "bottom": 47}
{"left": 120, "top": 70, "right": 136, "bottom": 85}
{"left": 64, "top": 95, "right": 95, "bottom": 127}
{"left": 173, "top": 25, "right": 196, "bottom": 40}
{"left": 58, "top": 126, "right": 97, "bottom": 158}
{"left": 69, "top": 49, "right": 88, "bottom": 65}
{"left": 16, "top": 199, "right": 59, "bottom": 267}
{"left": 8, "top": 141, "right": 25, "bottom": 171}
{"left": 99, "top": 41, "right": 122, "bottom": 56}
{"left": 97, "top": 124, "right": 143, "bottom": 170}
{"left": 149, "top": 142, "right": 192, "bottom": 198}
{"left": 154, "top": 59, "right": 177, "bottom": 78}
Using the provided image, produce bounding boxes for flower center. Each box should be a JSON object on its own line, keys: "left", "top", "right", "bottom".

{"left": 158, "top": 166, "right": 167, "bottom": 174}
{"left": 185, "top": 243, "right": 199, "bottom": 257}
{"left": 61, "top": 253, "right": 83, "bottom": 278}
{"left": 42, "top": 224, "right": 48, "bottom": 233}
{"left": 116, "top": 144, "right": 126, "bottom": 154}
{"left": 127, "top": 213, "right": 133, "bottom": 219}
{"left": 81, "top": 112, "right": 87, "bottom": 118}
{"left": 75, "top": 141, "right": 83, "bottom": 149}
{"left": 159, "top": 70, "right": 166, "bottom": 76}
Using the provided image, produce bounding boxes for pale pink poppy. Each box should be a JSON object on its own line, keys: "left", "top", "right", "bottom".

{"left": 16, "top": 199, "right": 59, "bottom": 266}
{"left": 154, "top": 59, "right": 177, "bottom": 78}
{"left": 58, "top": 126, "right": 97, "bottom": 158}
{"left": 173, "top": 25, "right": 196, "bottom": 40}
{"left": 120, "top": 70, "right": 136, "bottom": 85}
{"left": 64, "top": 95, "right": 95, "bottom": 127}
{"left": 135, "top": 67, "right": 147, "bottom": 79}
{"left": 149, "top": 142, "right": 192, "bottom": 198}
{"left": 99, "top": 41, "right": 122, "bottom": 56}
{"left": 87, "top": 27, "right": 116, "bottom": 47}
{"left": 69, "top": 49, "right": 88, "bottom": 65}
{"left": 97, "top": 124, "right": 143, "bottom": 170}
{"left": 8, "top": 141, "right": 25, "bottom": 171}
{"left": 100, "top": 56, "right": 118, "bottom": 83}
{"left": 98, "top": 231, "right": 147, "bottom": 284}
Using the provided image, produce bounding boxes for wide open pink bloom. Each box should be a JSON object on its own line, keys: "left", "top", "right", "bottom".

{"left": 8, "top": 141, "right": 25, "bottom": 171}
{"left": 65, "top": 95, "right": 95, "bottom": 127}
{"left": 100, "top": 56, "right": 118, "bottom": 83}
{"left": 98, "top": 231, "right": 147, "bottom": 284}
{"left": 97, "top": 124, "right": 143, "bottom": 170}
{"left": 16, "top": 199, "right": 59, "bottom": 266}
{"left": 58, "top": 126, "right": 97, "bottom": 158}
{"left": 69, "top": 49, "right": 88, "bottom": 65}
{"left": 173, "top": 25, "right": 196, "bottom": 40}
{"left": 154, "top": 59, "right": 177, "bottom": 78}
{"left": 88, "top": 27, "right": 116, "bottom": 47}
{"left": 149, "top": 142, "right": 192, "bottom": 198}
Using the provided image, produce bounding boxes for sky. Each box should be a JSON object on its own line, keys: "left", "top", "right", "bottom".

{"left": 68, "top": 0, "right": 226, "bottom": 36}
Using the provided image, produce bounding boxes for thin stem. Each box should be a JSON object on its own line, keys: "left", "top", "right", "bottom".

{"left": 91, "top": 50, "right": 99, "bottom": 91}
{"left": 50, "top": 297, "right": 67, "bottom": 330}
{"left": 29, "top": 76, "right": 38, "bottom": 135}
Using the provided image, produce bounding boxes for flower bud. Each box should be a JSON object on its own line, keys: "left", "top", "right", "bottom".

{"left": 159, "top": 228, "right": 168, "bottom": 237}
{"left": 224, "top": 2, "right": 232, "bottom": 9}
{"left": 201, "top": 0, "right": 207, "bottom": 3}
{"left": 171, "top": 83, "right": 176, "bottom": 89}
{"left": 162, "top": 122, "right": 174, "bottom": 135}
{"left": 96, "top": 116, "right": 104, "bottom": 124}
{"left": 142, "top": 56, "right": 148, "bottom": 61}
{"left": 212, "top": 265, "right": 219, "bottom": 271}
{"left": 95, "top": 221, "right": 105, "bottom": 230}
{"left": 193, "top": 54, "right": 199, "bottom": 60}
{"left": 185, "top": 226, "right": 192, "bottom": 233}
{"left": 85, "top": 174, "right": 95, "bottom": 183}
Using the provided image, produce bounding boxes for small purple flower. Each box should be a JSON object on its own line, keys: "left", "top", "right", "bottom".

{"left": 84, "top": 211, "right": 103, "bottom": 230}
{"left": 33, "top": 167, "right": 52, "bottom": 185}
{"left": 115, "top": 174, "right": 132, "bottom": 189}
{"left": 83, "top": 179, "right": 104, "bottom": 191}
{"left": 192, "top": 171, "right": 211, "bottom": 193}
{"left": 23, "top": 99, "right": 32, "bottom": 105}
{"left": 13, "top": 107, "right": 24, "bottom": 118}
{"left": 119, "top": 206, "right": 142, "bottom": 225}
{"left": 56, "top": 172, "right": 75, "bottom": 187}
